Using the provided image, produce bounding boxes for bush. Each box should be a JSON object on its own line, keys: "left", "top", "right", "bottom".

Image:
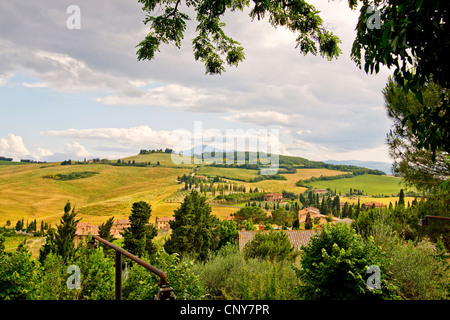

{"left": 296, "top": 223, "right": 398, "bottom": 300}
{"left": 244, "top": 231, "right": 298, "bottom": 262}
{"left": 37, "top": 252, "right": 66, "bottom": 300}
{"left": 192, "top": 244, "right": 300, "bottom": 300}
{"left": 371, "top": 215, "right": 450, "bottom": 300}
{"left": 122, "top": 248, "right": 202, "bottom": 300}
{"left": 0, "top": 250, "right": 41, "bottom": 300}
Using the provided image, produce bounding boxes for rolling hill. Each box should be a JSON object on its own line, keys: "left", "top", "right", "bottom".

{"left": 0, "top": 150, "right": 412, "bottom": 228}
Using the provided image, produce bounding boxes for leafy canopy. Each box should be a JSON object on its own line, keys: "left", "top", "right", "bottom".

{"left": 136, "top": 0, "right": 342, "bottom": 74}
{"left": 137, "top": 0, "right": 449, "bottom": 157}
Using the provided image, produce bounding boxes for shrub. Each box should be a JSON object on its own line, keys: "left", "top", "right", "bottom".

{"left": 192, "top": 244, "right": 300, "bottom": 300}
{"left": 296, "top": 223, "right": 398, "bottom": 300}
{"left": 244, "top": 231, "right": 298, "bottom": 262}
{"left": 371, "top": 215, "right": 450, "bottom": 300}
{"left": 122, "top": 248, "right": 202, "bottom": 300}
{"left": 0, "top": 250, "right": 41, "bottom": 300}
{"left": 37, "top": 252, "right": 66, "bottom": 300}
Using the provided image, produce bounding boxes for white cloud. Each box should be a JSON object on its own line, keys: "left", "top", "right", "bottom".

{"left": 63, "top": 142, "right": 92, "bottom": 158}
{"left": 222, "top": 111, "right": 302, "bottom": 126}
{"left": 0, "top": 134, "right": 30, "bottom": 158}
{"left": 1, "top": 1, "right": 396, "bottom": 163}
{"left": 34, "top": 147, "right": 54, "bottom": 159}
{"left": 0, "top": 72, "right": 12, "bottom": 86}
{"left": 0, "top": 134, "right": 54, "bottom": 161}
{"left": 43, "top": 126, "right": 177, "bottom": 148}
{"left": 21, "top": 82, "right": 48, "bottom": 88}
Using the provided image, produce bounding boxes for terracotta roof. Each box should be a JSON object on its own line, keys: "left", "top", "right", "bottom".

{"left": 113, "top": 219, "right": 130, "bottom": 225}
{"left": 364, "top": 202, "right": 384, "bottom": 207}
{"left": 238, "top": 229, "right": 319, "bottom": 251}
{"left": 75, "top": 222, "right": 99, "bottom": 236}
{"left": 156, "top": 216, "right": 174, "bottom": 222}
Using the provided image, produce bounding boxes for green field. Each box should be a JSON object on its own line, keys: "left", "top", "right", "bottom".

{"left": 121, "top": 152, "right": 196, "bottom": 167}
{"left": 0, "top": 159, "right": 192, "bottom": 226}
{"left": 309, "top": 174, "right": 409, "bottom": 196}
{"left": 0, "top": 152, "right": 411, "bottom": 232}
{"left": 197, "top": 166, "right": 260, "bottom": 181}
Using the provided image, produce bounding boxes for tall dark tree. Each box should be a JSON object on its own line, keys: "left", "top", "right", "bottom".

{"left": 122, "top": 201, "right": 158, "bottom": 258}
{"left": 54, "top": 201, "right": 80, "bottom": 264}
{"left": 304, "top": 212, "right": 313, "bottom": 230}
{"left": 98, "top": 216, "right": 116, "bottom": 242}
{"left": 164, "top": 190, "right": 220, "bottom": 260}
{"left": 39, "top": 201, "right": 80, "bottom": 264}
{"left": 398, "top": 189, "right": 405, "bottom": 207}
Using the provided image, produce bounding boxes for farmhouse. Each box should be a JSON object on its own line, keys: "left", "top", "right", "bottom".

{"left": 74, "top": 219, "right": 131, "bottom": 246}
{"left": 155, "top": 216, "right": 174, "bottom": 231}
{"left": 111, "top": 219, "right": 130, "bottom": 237}
{"left": 297, "top": 207, "right": 327, "bottom": 224}
{"left": 313, "top": 188, "right": 328, "bottom": 194}
{"left": 363, "top": 201, "right": 385, "bottom": 208}
{"left": 75, "top": 222, "right": 99, "bottom": 247}
{"left": 264, "top": 192, "right": 284, "bottom": 203}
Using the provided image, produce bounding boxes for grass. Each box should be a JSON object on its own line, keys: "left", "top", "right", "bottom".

{"left": 238, "top": 168, "right": 348, "bottom": 194}
{"left": 308, "top": 174, "right": 410, "bottom": 196}
{"left": 0, "top": 160, "right": 30, "bottom": 166}
{"left": 0, "top": 162, "right": 192, "bottom": 226}
{"left": 197, "top": 166, "right": 259, "bottom": 181}
{"left": 121, "top": 152, "right": 196, "bottom": 168}
{"left": 0, "top": 154, "right": 413, "bottom": 241}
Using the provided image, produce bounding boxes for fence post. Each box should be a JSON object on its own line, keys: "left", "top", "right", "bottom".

{"left": 115, "top": 250, "right": 122, "bottom": 300}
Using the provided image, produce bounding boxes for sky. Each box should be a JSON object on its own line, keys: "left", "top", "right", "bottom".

{"left": 0, "top": 0, "right": 395, "bottom": 164}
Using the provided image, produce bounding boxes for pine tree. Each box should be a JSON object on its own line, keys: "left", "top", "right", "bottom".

{"left": 122, "top": 201, "right": 157, "bottom": 258}
{"left": 164, "top": 191, "right": 219, "bottom": 260}
{"left": 39, "top": 201, "right": 80, "bottom": 265}
{"left": 54, "top": 201, "right": 80, "bottom": 264}
{"left": 398, "top": 189, "right": 405, "bottom": 207}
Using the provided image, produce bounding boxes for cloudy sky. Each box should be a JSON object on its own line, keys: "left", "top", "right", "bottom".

{"left": 0, "top": 0, "right": 394, "bottom": 163}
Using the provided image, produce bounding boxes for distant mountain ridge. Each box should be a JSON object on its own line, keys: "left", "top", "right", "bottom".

{"left": 324, "top": 160, "right": 393, "bottom": 175}
{"left": 176, "top": 145, "right": 389, "bottom": 175}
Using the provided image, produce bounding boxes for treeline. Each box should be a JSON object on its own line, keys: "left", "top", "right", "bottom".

{"left": 139, "top": 148, "right": 172, "bottom": 154}
{"left": 0, "top": 156, "right": 13, "bottom": 161}
{"left": 43, "top": 171, "right": 99, "bottom": 181}
{"left": 249, "top": 174, "right": 287, "bottom": 182}
{"left": 20, "top": 159, "right": 47, "bottom": 163}
{"left": 278, "top": 154, "right": 386, "bottom": 175}
{"left": 296, "top": 173, "right": 355, "bottom": 187}
{"left": 3, "top": 217, "right": 51, "bottom": 236}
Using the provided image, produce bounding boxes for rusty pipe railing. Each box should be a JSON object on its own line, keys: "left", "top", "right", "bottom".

{"left": 90, "top": 235, "right": 174, "bottom": 300}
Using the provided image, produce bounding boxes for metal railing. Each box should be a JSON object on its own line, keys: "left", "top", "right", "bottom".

{"left": 90, "top": 235, "right": 175, "bottom": 300}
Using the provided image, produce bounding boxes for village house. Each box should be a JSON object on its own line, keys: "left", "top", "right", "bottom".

{"left": 297, "top": 207, "right": 328, "bottom": 224}
{"left": 264, "top": 192, "right": 284, "bottom": 203}
{"left": 313, "top": 188, "right": 328, "bottom": 195}
{"left": 110, "top": 219, "right": 130, "bottom": 238}
{"left": 74, "top": 219, "right": 131, "bottom": 247}
{"left": 75, "top": 222, "right": 99, "bottom": 247}
{"left": 363, "top": 201, "right": 385, "bottom": 208}
{"left": 297, "top": 207, "right": 353, "bottom": 226}
{"left": 155, "top": 216, "right": 174, "bottom": 231}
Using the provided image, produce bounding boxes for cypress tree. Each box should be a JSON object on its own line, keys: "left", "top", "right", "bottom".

{"left": 122, "top": 201, "right": 157, "bottom": 258}
{"left": 164, "top": 191, "right": 219, "bottom": 260}
{"left": 398, "top": 189, "right": 405, "bottom": 207}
